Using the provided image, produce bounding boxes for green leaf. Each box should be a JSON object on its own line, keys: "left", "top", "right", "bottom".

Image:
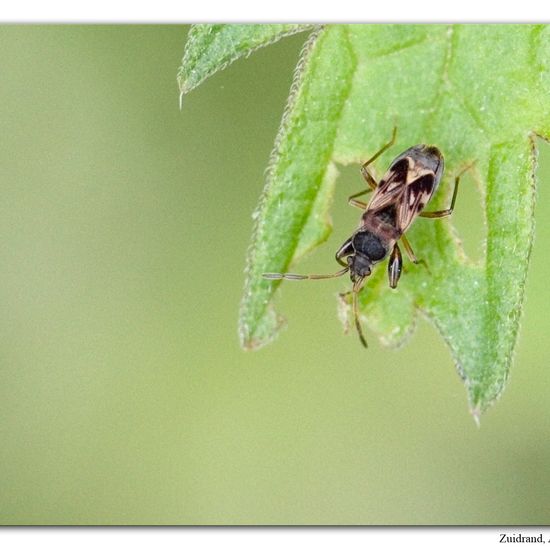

{"left": 180, "top": 24, "right": 550, "bottom": 417}
{"left": 177, "top": 24, "right": 315, "bottom": 96}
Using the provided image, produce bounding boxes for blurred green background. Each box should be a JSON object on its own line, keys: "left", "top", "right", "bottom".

{"left": 0, "top": 25, "right": 549, "bottom": 525}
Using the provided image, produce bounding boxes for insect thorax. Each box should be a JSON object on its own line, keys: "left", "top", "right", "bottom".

{"left": 352, "top": 229, "right": 388, "bottom": 262}
{"left": 359, "top": 210, "right": 401, "bottom": 253}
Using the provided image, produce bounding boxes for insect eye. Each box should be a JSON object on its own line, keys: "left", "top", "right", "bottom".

{"left": 350, "top": 253, "right": 372, "bottom": 277}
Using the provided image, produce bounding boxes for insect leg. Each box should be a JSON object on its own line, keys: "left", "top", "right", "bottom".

{"left": 400, "top": 234, "right": 431, "bottom": 274}
{"left": 359, "top": 168, "right": 379, "bottom": 192}
{"left": 360, "top": 126, "right": 397, "bottom": 189}
{"left": 362, "top": 126, "right": 398, "bottom": 169}
{"left": 348, "top": 187, "right": 373, "bottom": 210}
{"left": 340, "top": 282, "right": 368, "bottom": 348}
{"left": 352, "top": 279, "right": 368, "bottom": 348}
{"left": 387, "top": 243, "right": 403, "bottom": 289}
{"left": 419, "top": 164, "right": 468, "bottom": 218}
{"left": 399, "top": 234, "right": 418, "bottom": 263}
{"left": 263, "top": 267, "right": 349, "bottom": 281}
{"left": 335, "top": 238, "right": 354, "bottom": 267}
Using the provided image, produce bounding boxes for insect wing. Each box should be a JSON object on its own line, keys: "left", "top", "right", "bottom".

{"left": 365, "top": 157, "right": 409, "bottom": 212}
{"left": 396, "top": 173, "right": 437, "bottom": 232}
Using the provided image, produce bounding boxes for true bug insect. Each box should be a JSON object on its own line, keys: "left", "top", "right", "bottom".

{"left": 264, "top": 128, "right": 466, "bottom": 348}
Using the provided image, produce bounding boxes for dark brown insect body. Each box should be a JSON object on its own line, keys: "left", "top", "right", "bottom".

{"left": 264, "top": 129, "right": 464, "bottom": 347}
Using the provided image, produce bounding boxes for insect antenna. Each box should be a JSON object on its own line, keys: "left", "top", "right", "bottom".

{"left": 263, "top": 267, "right": 349, "bottom": 281}
{"left": 352, "top": 278, "right": 368, "bottom": 348}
